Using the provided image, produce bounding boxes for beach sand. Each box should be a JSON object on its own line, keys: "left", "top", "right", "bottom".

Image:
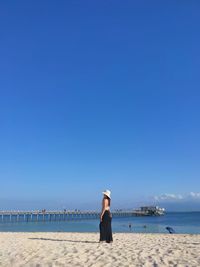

{"left": 0, "top": 232, "right": 200, "bottom": 267}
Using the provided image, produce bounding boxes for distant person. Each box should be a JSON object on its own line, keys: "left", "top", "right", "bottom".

{"left": 166, "top": 226, "right": 175, "bottom": 234}
{"left": 129, "top": 223, "right": 132, "bottom": 231}
{"left": 99, "top": 190, "right": 113, "bottom": 243}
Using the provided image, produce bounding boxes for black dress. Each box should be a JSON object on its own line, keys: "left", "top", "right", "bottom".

{"left": 99, "top": 210, "right": 113, "bottom": 243}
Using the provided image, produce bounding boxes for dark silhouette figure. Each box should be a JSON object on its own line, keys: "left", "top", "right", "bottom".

{"left": 166, "top": 226, "right": 175, "bottom": 234}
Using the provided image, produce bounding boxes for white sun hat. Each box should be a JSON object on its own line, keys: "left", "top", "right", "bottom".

{"left": 102, "top": 189, "right": 111, "bottom": 199}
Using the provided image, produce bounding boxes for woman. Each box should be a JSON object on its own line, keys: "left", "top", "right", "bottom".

{"left": 99, "top": 190, "right": 113, "bottom": 243}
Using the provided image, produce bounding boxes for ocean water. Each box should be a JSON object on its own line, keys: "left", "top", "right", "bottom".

{"left": 0, "top": 212, "right": 199, "bottom": 234}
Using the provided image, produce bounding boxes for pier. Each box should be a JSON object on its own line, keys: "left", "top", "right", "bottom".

{"left": 0, "top": 210, "right": 135, "bottom": 223}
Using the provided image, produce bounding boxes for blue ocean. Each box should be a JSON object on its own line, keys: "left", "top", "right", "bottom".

{"left": 0, "top": 212, "right": 200, "bottom": 234}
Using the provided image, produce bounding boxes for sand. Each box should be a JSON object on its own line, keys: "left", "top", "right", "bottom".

{"left": 0, "top": 232, "right": 200, "bottom": 267}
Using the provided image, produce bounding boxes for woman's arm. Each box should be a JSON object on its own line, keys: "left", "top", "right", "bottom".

{"left": 100, "top": 199, "right": 108, "bottom": 221}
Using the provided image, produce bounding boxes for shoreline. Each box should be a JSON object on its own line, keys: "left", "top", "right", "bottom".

{"left": 0, "top": 231, "right": 200, "bottom": 235}
{"left": 0, "top": 232, "right": 200, "bottom": 266}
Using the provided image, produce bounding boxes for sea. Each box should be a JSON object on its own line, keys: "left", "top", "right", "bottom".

{"left": 0, "top": 212, "right": 199, "bottom": 234}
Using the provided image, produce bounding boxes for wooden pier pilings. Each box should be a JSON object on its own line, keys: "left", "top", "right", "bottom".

{"left": 0, "top": 210, "right": 135, "bottom": 223}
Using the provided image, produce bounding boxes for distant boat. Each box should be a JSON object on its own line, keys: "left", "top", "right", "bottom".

{"left": 134, "top": 206, "right": 165, "bottom": 216}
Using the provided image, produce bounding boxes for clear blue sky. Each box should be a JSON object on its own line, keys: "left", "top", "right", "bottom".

{"left": 0, "top": 1, "right": 200, "bottom": 211}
